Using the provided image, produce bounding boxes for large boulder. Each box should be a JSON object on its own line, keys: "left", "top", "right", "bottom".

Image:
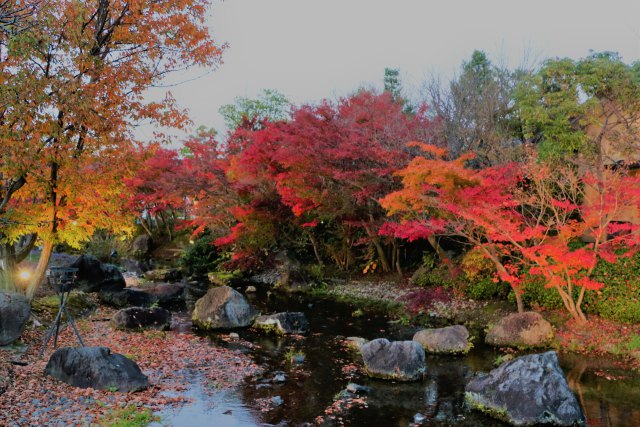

{"left": 360, "top": 338, "right": 425, "bottom": 381}
{"left": 69, "top": 254, "right": 125, "bottom": 293}
{"left": 254, "top": 312, "right": 309, "bottom": 335}
{"left": 45, "top": 346, "right": 149, "bottom": 392}
{"left": 465, "top": 351, "right": 584, "bottom": 426}
{"left": 192, "top": 286, "right": 259, "bottom": 330}
{"left": 413, "top": 325, "right": 472, "bottom": 354}
{"left": 0, "top": 291, "right": 30, "bottom": 346}
{"left": 111, "top": 307, "right": 171, "bottom": 331}
{"left": 249, "top": 250, "right": 309, "bottom": 292}
{"left": 486, "top": 312, "right": 554, "bottom": 348}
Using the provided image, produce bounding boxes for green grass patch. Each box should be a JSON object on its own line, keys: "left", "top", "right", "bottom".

{"left": 98, "top": 405, "right": 158, "bottom": 427}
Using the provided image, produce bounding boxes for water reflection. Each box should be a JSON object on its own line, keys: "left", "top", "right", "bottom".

{"left": 159, "top": 291, "right": 640, "bottom": 426}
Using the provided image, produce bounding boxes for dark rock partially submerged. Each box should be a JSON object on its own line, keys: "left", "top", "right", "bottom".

{"left": 0, "top": 291, "right": 30, "bottom": 346}
{"left": 110, "top": 307, "right": 171, "bottom": 331}
{"left": 465, "top": 351, "right": 585, "bottom": 426}
{"left": 254, "top": 312, "right": 309, "bottom": 335}
{"left": 45, "top": 346, "right": 149, "bottom": 392}
{"left": 361, "top": 338, "right": 425, "bottom": 381}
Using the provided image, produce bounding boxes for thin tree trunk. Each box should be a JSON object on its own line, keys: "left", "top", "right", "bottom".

{"left": 25, "top": 161, "right": 58, "bottom": 299}
{"left": 158, "top": 211, "right": 173, "bottom": 241}
{"left": 427, "top": 235, "right": 450, "bottom": 263}
{"left": 139, "top": 216, "right": 153, "bottom": 237}
{"left": 393, "top": 240, "right": 403, "bottom": 275}
{"left": 480, "top": 246, "right": 524, "bottom": 313}
{"left": 363, "top": 223, "right": 390, "bottom": 273}
{"left": 308, "top": 233, "right": 323, "bottom": 265}
{"left": 25, "top": 240, "right": 54, "bottom": 300}
{"left": 0, "top": 243, "right": 17, "bottom": 292}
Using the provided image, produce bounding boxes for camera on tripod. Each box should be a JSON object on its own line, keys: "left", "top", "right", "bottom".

{"left": 46, "top": 267, "right": 78, "bottom": 293}
{"left": 39, "top": 266, "right": 84, "bottom": 358}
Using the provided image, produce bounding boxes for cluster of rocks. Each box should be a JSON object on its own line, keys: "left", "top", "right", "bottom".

{"left": 348, "top": 310, "right": 583, "bottom": 426}
{"left": 67, "top": 254, "right": 187, "bottom": 310}
{"left": 191, "top": 285, "right": 310, "bottom": 335}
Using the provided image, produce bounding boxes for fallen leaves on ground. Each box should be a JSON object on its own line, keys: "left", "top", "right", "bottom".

{"left": 555, "top": 315, "right": 640, "bottom": 370}
{"left": 0, "top": 307, "right": 259, "bottom": 426}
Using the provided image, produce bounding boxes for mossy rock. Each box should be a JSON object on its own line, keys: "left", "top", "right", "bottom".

{"left": 485, "top": 312, "right": 554, "bottom": 349}
{"left": 32, "top": 291, "right": 97, "bottom": 321}
{"left": 413, "top": 325, "right": 473, "bottom": 355}
{"left": 465, "top": 392, "right": 510, "bottom": 422}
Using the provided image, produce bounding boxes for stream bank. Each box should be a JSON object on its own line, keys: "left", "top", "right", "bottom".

{"left": 157, "top": 285, "right": 640, "bottom": 426}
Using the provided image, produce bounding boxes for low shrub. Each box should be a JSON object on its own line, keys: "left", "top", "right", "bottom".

{"left": 180, "top": 232, "right": 220, "bottom": 277}
{"left": 464, "top": 277, "right": 510, "bottom": 300}
{"left": 457, "top": 248, "right": 509, "bottom": 300}
{"left": 83, "top": 230, "right": 130, "bottom": 263}
{"left": 584, "top": 253, "right": 640, "bottom": 323}
{"left": 404, "top": 286, "right": 453, "bottom": 315}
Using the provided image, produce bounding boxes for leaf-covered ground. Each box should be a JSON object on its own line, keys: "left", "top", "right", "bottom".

{"left": 0, "top": 308, "right": 259, "bottom": 426}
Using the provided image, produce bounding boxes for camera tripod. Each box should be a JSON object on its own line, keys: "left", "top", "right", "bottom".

{"left": 38, "top": 267, "right": 85, "bottom": 359}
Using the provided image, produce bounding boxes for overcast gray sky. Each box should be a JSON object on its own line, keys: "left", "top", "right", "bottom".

{"left": 139, "top": 0, "right": 640, "bottom": 142}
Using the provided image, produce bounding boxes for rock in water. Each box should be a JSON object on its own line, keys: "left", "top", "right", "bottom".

{"left": 69, "top": 254, "right": 126, "bottom": 293}
{"left": 45, "top": 347, "right": 149, "bottom": 392}
{"left": 254, "top": 312, "right": 309, "bottom": 335}
{"left": 465, "top": 351, "right": 584, "bottom": 426}
{"left": 192, "top": 286, "right": 259, "bottom": 330}
{"left": 486, "top": 312, "right": 554, "bottom": 348}
{"left": 110, "top": 307, "right": 171, "bottom": 331}
{"left": 413, "top": 325, "right": 472, "bottom": 354}
{"left": 360, "top": 338, "right": 425, "bottom": 381}
{"left": 0, "top": 291, "right": 30, "bottom": 346}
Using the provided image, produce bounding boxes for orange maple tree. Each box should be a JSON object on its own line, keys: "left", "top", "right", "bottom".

{"left": 0, "top": 0, "right": 223, "bottom": 297}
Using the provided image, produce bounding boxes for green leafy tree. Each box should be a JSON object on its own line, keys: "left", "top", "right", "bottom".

{"left": 515, "top": 52, "right": 640, "bottom": 163}
{"left": 218, "top": 89, "right": 290, "bottom": 131}
{"left": 383, "top": 67, "right": 402, "bottom": 101}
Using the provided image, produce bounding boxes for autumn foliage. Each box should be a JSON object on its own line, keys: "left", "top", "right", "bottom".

{"left": 125, "top": 79, "right": 640, "bottom": 324}
{"left": 381, "top": 144, "right": 640, "bottom": 322}
{"left": 0, "top": 0, "right": 223, "bottom": 296}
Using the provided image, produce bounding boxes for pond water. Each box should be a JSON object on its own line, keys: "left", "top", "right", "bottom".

{"left": 156, "top": 290, "right": 640, "bottom": 427}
